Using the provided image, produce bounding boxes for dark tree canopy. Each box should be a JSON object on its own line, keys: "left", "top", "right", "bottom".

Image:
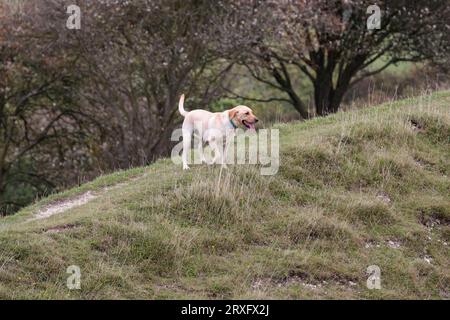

{"left": 234, "top": 0, "right": 450, "bottom": 117}
{"left": 0, "top": 0, "right": 449, "bottom": 215}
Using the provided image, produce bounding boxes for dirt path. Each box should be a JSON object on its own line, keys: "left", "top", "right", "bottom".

{"left": 30, "top": 173, "right": 148, "bottom": 221}
{"left": 33, "top": 191, "right": 97, "bottom": 220}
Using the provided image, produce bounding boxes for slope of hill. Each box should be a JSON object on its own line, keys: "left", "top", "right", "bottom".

{"left": 0, "top": 92, "right": 449, "bottom": 299}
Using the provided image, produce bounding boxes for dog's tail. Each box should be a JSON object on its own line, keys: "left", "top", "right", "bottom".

{"left": 178, "top": 94, "right": 187, "bottom": 117}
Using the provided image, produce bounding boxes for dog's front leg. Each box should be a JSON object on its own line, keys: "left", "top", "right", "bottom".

{"left": 221, "top": 132, "right": 235, "bottom": 169}
{"left": 196, "top": 138, "right": 206, "bottom": 164}
{"left": 208, "top": 139, "right": 221, "bottom": 165}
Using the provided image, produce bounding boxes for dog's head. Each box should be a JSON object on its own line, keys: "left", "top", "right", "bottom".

{"left": 229, "top": 105, "right": 259, "bottom": 130}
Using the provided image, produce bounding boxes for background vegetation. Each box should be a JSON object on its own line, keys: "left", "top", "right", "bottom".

{"left": 0, "top": 0, "right": 449, "bottom": 217}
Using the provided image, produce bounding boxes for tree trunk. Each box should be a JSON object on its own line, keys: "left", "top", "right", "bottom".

{"left": 313, "top": 82, "right": 349, "bottom": 116}
{"left": 313, "top": 61, "right": 355, "bottom": 116}
{"left": 313, "top": 72, "right": 334, "bottom": 116}
{"left": 312, "top": 49, "right": 339, "bottom": 116}
{"left": 329, "top": 85, "right": 347, "bottom": 113}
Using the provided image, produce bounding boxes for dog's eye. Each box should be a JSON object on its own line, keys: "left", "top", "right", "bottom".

{"left": 245, "top": 112, "right": 249, "bottom": 115}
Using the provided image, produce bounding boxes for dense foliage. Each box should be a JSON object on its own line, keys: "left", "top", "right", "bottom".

{"left": 0, "top": 0, "right": 449, "bottom": 214}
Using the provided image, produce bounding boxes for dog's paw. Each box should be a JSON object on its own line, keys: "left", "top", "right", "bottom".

{"left": 183, "top": 164, "right": 190, "bottom": 170}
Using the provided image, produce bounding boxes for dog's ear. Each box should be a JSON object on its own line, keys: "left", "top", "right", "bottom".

{"left": 229, "top": 108, "right": 238, "bottom": 120}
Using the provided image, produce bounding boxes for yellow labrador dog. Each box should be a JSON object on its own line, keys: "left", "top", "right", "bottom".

{"left": 178, "top": 94, "right": 258, "bottom": 170}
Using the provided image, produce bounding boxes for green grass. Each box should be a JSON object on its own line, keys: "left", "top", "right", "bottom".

{"left": 0, "top": 91, "right": 449, "bottom": 299}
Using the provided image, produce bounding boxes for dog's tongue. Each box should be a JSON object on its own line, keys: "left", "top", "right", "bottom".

{"left": 247, "top": 123, "right": 256, "bottom": 131}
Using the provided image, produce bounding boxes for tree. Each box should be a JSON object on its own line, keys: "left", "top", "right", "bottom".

{"left": 72, "top": 0, "right": 244, "bottom": 168}
{"left": 0, "top": 0, "right": 251, "bottom": 214}
{"left": 238, "top": 0, "right": 450, "bottom": 117}
{"left": 0, "top": 1, "right": 89, "bottom": 214}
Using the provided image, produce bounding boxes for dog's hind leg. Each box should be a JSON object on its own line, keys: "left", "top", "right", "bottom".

{"left": 182, "top": 128, "right": 193, "bottom": 170}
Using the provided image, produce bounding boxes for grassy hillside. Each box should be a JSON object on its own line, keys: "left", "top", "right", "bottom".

{"left": 0, "top": 92, "right": 449, "bottom": 299}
